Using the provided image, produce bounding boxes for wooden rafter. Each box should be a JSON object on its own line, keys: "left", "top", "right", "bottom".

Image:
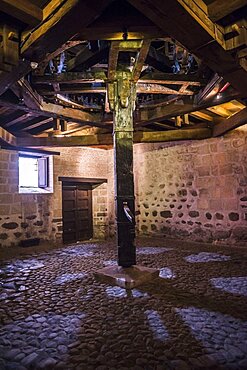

{"left": 32, "top": 71, "right": 107, "bottom": 84}
{"left": 0, "top": 0, "right": 42, "bottom": 26}
{"left": 0, "top": 126, "right": 16, "bottom": 146}
{"left": 0, "top": 60, "right": 31, "bottom": 97}
{"left": 32, "top": 71, "right": 203, "bottom": 86}
{"left": 132, "top": 40, "right": 151, "bottom": 82}
{"left": 0, "top": 98, "right": 106, "bottom": 129}
{"left": 136, "top": 89, "right": 239, "bottom": 125}
{"left": 21, "top": 118, "right": 53, "bottom": 132}
{"left": 213, "top": 106, "right": 247, "bottom": 136}
{"left": 128, "top": 0, "right": 247, "bottom": 97}
{"left": 207, "top": 0, "right": 247, "bottom": 22}
{"left": 16, "top": 127, "right": 211, "bottom": 147}
{"left": 4, "top": 112, "right": 35, "bottom": 128}
{"left": 21, "top": 0, "right": 114, "bottom": 62}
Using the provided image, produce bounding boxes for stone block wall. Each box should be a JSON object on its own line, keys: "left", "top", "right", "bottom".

{"left": 0, "top": 150, "right": 53, "bottom": 247}
{"left": 0, "top": 147, "right": 110, "bottom": 247}
{"left": 134, "top": 126, "right": 247, "bottom": 245}
{"left": 51, "top": 147, "right": 110, "bottom": 242}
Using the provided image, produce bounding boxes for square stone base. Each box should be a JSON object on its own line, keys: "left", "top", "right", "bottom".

{"left": 94, "top": 265, "right": 159, "bottom": 289}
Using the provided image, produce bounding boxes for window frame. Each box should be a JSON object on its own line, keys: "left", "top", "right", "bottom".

{"left": 18, "top": 152, "right": 53, "bottom": 194}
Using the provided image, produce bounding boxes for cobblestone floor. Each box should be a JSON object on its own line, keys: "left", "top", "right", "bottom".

{"left": 0, "top": 237, "right": 247, "bottom": 370}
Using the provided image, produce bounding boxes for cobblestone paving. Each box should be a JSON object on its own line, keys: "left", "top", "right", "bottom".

{"left": 0, "top": 238, "right": 247, "bottom": 370}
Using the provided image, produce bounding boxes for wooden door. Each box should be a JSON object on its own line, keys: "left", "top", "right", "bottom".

{"left": 62, "top": 183, "right": 93, "bottom": 243}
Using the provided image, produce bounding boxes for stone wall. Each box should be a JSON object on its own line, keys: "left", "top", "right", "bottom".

{"left": 0, "top": 147, "right": 110, "bottom": 247}
{"left": 0, "top": 150, "right": 53, "bottom": 247}
{"left": 134, "top": 126, "right": 247, "bottom": 245}
{"left": 1, "top": 125, "right": 247, "bottom": 248}
{"left": 50, "top": 147, "right": 109, "bottom": 242}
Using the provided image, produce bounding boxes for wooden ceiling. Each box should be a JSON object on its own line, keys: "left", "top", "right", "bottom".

{"left": 0, "top": 0, "right": 246, "bottom": 149}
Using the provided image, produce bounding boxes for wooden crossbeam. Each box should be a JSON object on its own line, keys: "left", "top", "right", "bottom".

{"left": 132, "top": 40, "right": 151, "bottom": 82}
{"left": 16, "top": 127, "right": 211, "bottom": 147}
{"left": 21, "top": 118, "right": 53, "bottom": 132}
{"left": 0, "top": 99, "right": 105, "bottom": 129}
{"left": 36, "top": 41, "right": 86, "bottom": 75}
{"left": 129, "top": 0, "right": 247, "bottom": 97}
{"left": 32, "top": 71, "right": 107, "bottom": 84}
{"left": 4, "top": 112, "right": 35, "bottom": 128}
{"left": 0, "top": 0, "right": 42, "bottom": 26}
{"left": 21, "top": 0, "right": 113, "bottom": 62}
{"left": 32, "top": 71, "right": 203, "bottom": 86}
{"left": 0, "top": 126, "right": 16, "bottom": 146}
{"left": 0, "top": 60, "right": 31, "bottom": 97}
{"left": 207, "top": 0, "right": 247, "bottom": 22}
{"left": 136, "top": 89, "right": 239, "bottom": 125}
{"left": 137, "top": 83, "right": 194, "bottom": 95}
{"left": 67, "top": 45, "right": 109, "bottom": 72}
{"left": 140, "top": 73, "right": 204, "bottom": 85}
{"left": 37, "top": 84, "right": 194, "bottom": 95}
{"left": 213, "top": 106, "right": 247, "bottom": 136}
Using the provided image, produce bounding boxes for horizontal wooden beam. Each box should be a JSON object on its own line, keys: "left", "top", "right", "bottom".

{"left": 17, "top": 133, "right": 113, "bottom": 147}
{"left": 4, "top": 112, "right": 36, "bottom": 128}
{"left": 134, "top": 127, "right": 211, "bottom": 142}
{"left": 33, "top": 72, "right": 203, "bottom": 86}
{"left": 139, "top": 73, "right": 204, "bottom": 85}
{"left": 129, "top": 0, "right": 247, "bottom": 97}
{"left": 0, "top": 98, "right": 106, "bottom": 129}
{"left": 213, "top": 106, "right": 247, "bottom": 136}
{"left": 0, "top": 0, "right": 42, "bottom": 26}
{"left": 137, "top": 83, "right": 194, "bottom": 95}
{"left": 32, "top": 71, "right": 107, "bottom": 84}
{"left": 207, "top": 0, "right": 247, "bottom": 22}
{"left": 0, "top": 126, "right": 16, "bottom": 146}
{"left": 16, "top": 127, "right": 211, "bottom": 147}
{"left": 136, "top": 89, "right": 239, "bottom": 125}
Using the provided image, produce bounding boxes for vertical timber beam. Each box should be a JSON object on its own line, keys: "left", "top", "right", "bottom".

{"left": 113, "top": 72, "right": 136, "bottom": 267}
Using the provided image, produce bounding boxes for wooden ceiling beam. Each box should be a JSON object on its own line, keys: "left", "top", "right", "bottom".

{"left": 78, "top": 26, "right": 162, "bottom": 41}
{"left": 0, "top": 126, "right": 16, "bottom": 146}
{"left": 128, "top": 0, "right": 247, "bottom": 97}
{"left": 132, "top": 40, "right": 151, "bottom": 82}
{"left": 32, "top": 71, "right": 107, "bottom": 84}
{"left": 136, "top": 89, "right": 239, "bottom": 125}
{"left": 137, "top": 83, "right": 194, "bottom": 95}
{"left": 213, "top": 106, "right": 247, "bottom": 136}
{"left": 16, "top": 127, "right": 211, "bottom": 147}
{"left": 0, "top": 98, "right": 106, "bottom": 129}
{"left": 21, "top": 0, "right": 114, "bottom": 63}
{"left": 67, "top": 45, "right": 109, "bottom": 72}
{"left": 207, "top": 0, "right": 247, "bottom": 22}
{"left": 0, "top": 0, "right": 42, "bottom": 26}
{"left": 4, "top": 112, "right": 35, "bottom": 128}
{"left": 32, "top": 72, "right": 203, "bottom": 86}
{"left": 139, "top": 73, "right": 204, "bottom": 85}
{"left": 0, "top": 60, "right": 31, "bottom": 97}
{"left": 21, "top": 118, "right": 53, "bottom": 132}
{"left": 37, "top": 83, "right": 195, "bottom": 96}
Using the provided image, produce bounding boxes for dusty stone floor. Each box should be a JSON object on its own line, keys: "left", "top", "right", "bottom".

{"left": 0, "top": 237, "right": 247, "bottom": 370}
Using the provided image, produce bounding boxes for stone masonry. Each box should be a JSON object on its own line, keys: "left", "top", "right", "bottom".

{"left": 0, "top": 147, "right": 110, "bottom": 247}
{"left": 1, "top": 125, "right": 247, "bottom": 248}
{"left": 134, "top": 126, "right": 247, "bottom": 245}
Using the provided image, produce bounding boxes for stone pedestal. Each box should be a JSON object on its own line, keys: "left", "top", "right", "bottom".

{"left": 94, "top": 265, "right": 159, "bottom": 289}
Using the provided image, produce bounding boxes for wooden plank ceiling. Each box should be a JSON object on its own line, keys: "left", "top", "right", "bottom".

{"left": 0, "top": 0, "right": 246, "bottom": 148}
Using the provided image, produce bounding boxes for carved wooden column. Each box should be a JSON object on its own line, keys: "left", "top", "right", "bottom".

{"left": 111, "top": 71, "right": 136, "bottom": 267}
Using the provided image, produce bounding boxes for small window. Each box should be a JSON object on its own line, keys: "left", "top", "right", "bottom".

{"left": 19, "top": 154, "right": 53, "bottom": 194}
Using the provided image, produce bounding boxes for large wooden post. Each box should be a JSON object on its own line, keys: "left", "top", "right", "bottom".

{"left": 112, "top": 71, "right": 136, "bottom": 267}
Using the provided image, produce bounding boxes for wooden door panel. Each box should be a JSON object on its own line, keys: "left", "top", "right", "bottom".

{"left": 62, "top": 183, "right": 93, "bottom": 243}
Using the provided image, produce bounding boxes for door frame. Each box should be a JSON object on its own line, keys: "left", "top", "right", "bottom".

{"left": 59, "top": 177, "right": 107, "bottom": 243}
